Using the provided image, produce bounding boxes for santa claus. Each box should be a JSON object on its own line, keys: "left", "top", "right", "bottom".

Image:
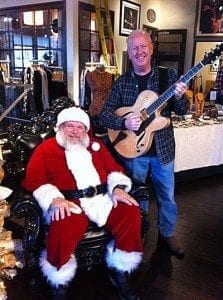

{"left": 22, "top": 106, "right": 143, "bottom": 300}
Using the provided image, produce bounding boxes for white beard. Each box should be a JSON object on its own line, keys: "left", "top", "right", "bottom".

{"left": 55, "top": 130, "right": 90, "bottom": 151}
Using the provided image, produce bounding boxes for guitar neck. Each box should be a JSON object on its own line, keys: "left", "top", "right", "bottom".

{"left": 147, "top": 62, "right": 205, "bottom": 115}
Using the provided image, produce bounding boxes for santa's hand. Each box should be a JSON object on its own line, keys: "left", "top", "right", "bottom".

{"left": 51, "top": 197, "right": 82, "bottom": 221}
{"left": 69, "top": 202, "right": 82, "bottom": 214}
{"left": 112, "top": 188, "right": 139, "bottom": 208}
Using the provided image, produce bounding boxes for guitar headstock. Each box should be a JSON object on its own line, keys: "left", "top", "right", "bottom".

{"left": 201, "top": 43, "right": 223, "bottom": 66}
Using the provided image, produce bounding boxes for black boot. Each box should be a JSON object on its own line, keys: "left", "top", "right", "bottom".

{"left": 50, "top": 285, "right": 68, "bottom": 300}
{"left": 109, "top": 268, "right": 139, "bottom": 300}
{"left": 158, "top": 234, "right": 185, "bottom": 259}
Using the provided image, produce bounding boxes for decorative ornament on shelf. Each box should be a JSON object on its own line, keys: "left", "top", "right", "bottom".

{"left": 147, "top": 9, "right": 156, "bottom": 23}
{"left": 0, "top": 163, "right": 24, "bottom": 300}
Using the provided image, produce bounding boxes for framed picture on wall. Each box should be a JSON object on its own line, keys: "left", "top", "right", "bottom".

{"left": 195, "top": 0, "right": 223, "bottom": 37}
{"left": 119, "top": 0, "right": 141, "bottom": 36}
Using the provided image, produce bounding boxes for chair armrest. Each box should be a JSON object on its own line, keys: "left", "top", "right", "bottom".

{"left": 129, "top": 181, "right": 151, "bottom": 241}
{"left": 130, "top": 180, "right": 153, "bottom": 202}
{"left": 11, "top": 190, "right": 42, "bottom": 216}
{"left": 10, "top": 189, "right": 45, "bottom": 271}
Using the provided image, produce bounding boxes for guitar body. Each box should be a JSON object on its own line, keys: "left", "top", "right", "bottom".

{"left": 108, "top": 90, "right": 170, "bottom": 158}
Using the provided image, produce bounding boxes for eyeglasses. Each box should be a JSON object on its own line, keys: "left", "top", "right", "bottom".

{"left": 62, "top": 123, "right": 86, "bottom": 132}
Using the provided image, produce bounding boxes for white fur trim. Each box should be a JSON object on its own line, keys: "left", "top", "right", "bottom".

{"left": 39, "top": 250, "right": 77, "bottom": 288}
{"left": 105, "top": 241, "right": 142, "bottom": 273}
{"left": 33, "top": 184, "right": 64, "bottom": 215}
{"left": 56, "top": 107, "right": 90, "bottom": 131}
{"left": 91, "top": 142, "right": 100, "bottom": 151}
{"left": 64, "top": 145, "right": 113, "bottom": 226}
{"left": 65, "top": 146, "right": 101, "bottom": 188}
{"left": 80, "top": 193, "right": 113, "bottom": 227}
{"left": 107, "top": 172, "right": 132, "bottom": 196}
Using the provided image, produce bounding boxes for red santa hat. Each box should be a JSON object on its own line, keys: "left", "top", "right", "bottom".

{"left": 56, "top": 107, "right": 90, "bottom": 131}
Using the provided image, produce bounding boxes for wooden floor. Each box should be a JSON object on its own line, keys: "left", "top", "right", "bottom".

{"left": 4, "top": 174, "right": 223, "bottom": 299}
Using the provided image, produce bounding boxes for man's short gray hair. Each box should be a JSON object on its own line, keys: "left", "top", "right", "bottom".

{"left": 127, "top": 30, "right": 152, "bottom": 50}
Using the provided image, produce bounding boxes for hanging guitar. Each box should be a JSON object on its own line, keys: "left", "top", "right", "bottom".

{"left": 107, "top": 43, "right": 223, "bottom": 158}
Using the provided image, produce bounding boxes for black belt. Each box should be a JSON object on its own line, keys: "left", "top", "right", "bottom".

{"left": 61, "top": 183, "right": 107, "bottom": 199}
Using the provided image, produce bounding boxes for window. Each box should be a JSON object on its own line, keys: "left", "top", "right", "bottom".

{"left": 0, "top": 2, "right": 66, "bottom": 79}
{"left": 78, "top": 2, "right": 114, "bottom": 77}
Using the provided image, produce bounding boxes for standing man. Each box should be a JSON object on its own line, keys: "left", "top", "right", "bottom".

{"left": 100, "top": 30, "right": 188, "bottom": 258}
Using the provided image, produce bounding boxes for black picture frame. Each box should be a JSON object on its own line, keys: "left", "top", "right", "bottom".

{"left": 195, "top": 0, "right": 223, "bottom": 38}
{"left": 119, "top": 0, "right": 141, "bottom": 36}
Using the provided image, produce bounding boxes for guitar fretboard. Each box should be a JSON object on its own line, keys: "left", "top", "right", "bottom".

{"left": 146, "top": 62, "right": 204, "bottom": 116}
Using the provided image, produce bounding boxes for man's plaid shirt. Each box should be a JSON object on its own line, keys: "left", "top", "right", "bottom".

{"left": 215, "top": 67, "right": 223, "bottom": 96}
{"left": 100, "top": 65, "right": 188, "bottom": 165}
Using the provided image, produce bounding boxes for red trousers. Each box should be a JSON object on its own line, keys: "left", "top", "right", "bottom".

{"left": 46, "top": 202, "right": 143, "bottom": 269}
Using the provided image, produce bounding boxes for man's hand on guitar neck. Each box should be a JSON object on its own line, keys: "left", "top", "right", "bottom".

{"left": 124, "top": 115, "right": 142, "bottom": 131}
{"left": 174, "top": 81, "right": 187, "bottom": 100}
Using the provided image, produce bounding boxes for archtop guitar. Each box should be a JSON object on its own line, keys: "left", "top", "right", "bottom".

{"left": 108, "top": 44, "right": 223, "bottom": 158}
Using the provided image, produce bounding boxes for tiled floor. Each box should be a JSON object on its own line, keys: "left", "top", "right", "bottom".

{"left": 4, "top": 174, "right": 223, "bottom": 299}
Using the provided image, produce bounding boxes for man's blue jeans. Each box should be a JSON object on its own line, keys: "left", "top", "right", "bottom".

{"left": 123, "top": 155, "right": 177, "bottom": 237}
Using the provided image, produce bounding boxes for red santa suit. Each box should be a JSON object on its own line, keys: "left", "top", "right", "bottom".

{"left": 22, "top": 128, "right": 143, "bottom": 288}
